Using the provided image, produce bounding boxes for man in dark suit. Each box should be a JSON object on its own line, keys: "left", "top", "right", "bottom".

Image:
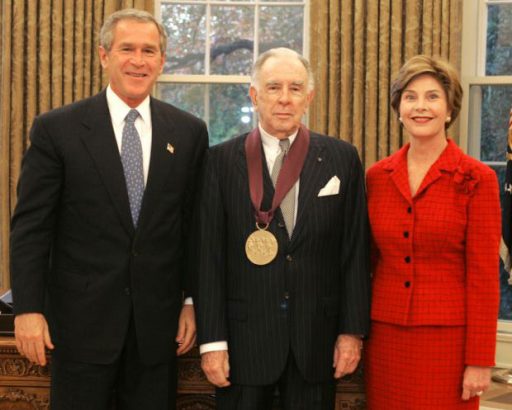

{"left": 196, "top": 48, "right": 371, "bottom": 409}
{"left": 10, "top": 9, "right": 207, "bottom": 410}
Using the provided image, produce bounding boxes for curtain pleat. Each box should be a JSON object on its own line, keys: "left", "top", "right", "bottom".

{"left": 0, "top": 0, "right": 155, "bottom": 291}
{"left": 0, "top": 0, "right": 13, "bottom": 296}
{"left": 309, "top": 0, "right": 462, "bottom": 169}
{"left": 52, "top": 0, "right": 64, "bottom": 108}
{"left": 365, "top": 1, "right": 379, "bottom": 165}
{"left": 39, "top": 0, "right": 52, "bottom": 114}
{"left": 377, "top": 2, "right": 391, "bottom": 161}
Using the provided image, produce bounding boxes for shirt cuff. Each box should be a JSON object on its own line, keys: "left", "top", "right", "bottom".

{"left": 199, "top": 341, "right": 228, "bottom": 354}
{"left": 183, "top": 297, "right": 193, "bottom": 305}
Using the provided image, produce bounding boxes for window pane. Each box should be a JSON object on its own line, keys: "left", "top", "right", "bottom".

{"left": 210, "top": 6, "right": 254, "bottom": 75}
{"left": 156, "top": 83, "right": 205, "bottom": 118}
{"left": 486, "top": 4, "right": 512, "bottom": 75}
{"left": 470, "top": 85, "right": 512, "bottom": 162}
{"left": 492, "top": 164, "right": 508, "bottom": 216}
{"left": 259, "top": 6, "right": 303, "bottom": 52}
{"left": 490, "top": 164, "right": 512, "bottom": 321}
{"left": 211, "top": 0, "right": 252, "bottom": 3}
{"left": 161, "top": 4, "right": 206, "bottom": 74}
{"left": 209, "top": 84, "right": 253, "bottom": 145}
{"left": 156, "top": 83, "right": 253, "bottom": 145}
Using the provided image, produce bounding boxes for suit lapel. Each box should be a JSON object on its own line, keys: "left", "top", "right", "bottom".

{"left": 137, "top": 99, "right": 176, "bottom": 228}
{"left": 291, "top": 135, "right": 325, "bottom": 242}
{"left": 384, "top": 140, "right": 462, "bottom": 202}
{"left": 385, "top": 144, "right": 413, "bottom": 204}
{"left": 414, "top": 140, "right": 461, "bottom": 197}
{"left": 80, "top": 92, "right": 134, "bottom": 236}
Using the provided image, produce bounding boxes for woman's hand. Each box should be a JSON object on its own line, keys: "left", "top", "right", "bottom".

{"left": 461, "top": 366, "right": 491, "bottom": 400}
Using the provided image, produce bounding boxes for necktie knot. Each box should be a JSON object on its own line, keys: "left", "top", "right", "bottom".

{"left": 279, "top": 138, "right": 290, "bottom": 154}
{"left": 125, "top": 109, "right": 139, "bottom": 125}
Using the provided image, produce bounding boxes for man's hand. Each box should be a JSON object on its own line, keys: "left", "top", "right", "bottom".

{"left": 176, "top": 304, "right": 196, "bottom": 355}
{"left": 333, "top": 334, "right": 362, "bottom": 378}
{"left": 14, "top": 313, "right": 54, "bottom": 366}
{"left": 461, "top": 365, "right": 491, "bottom": 400}
{"left": 201, "top": 350, "right": 231, "bottom": 387}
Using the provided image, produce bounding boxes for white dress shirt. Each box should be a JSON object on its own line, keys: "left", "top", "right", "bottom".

{"left": 106, "top": 85, "right": 152, "bottom": 185}
{"left": 199, "top": 124, "right": 302, "bottom": 354}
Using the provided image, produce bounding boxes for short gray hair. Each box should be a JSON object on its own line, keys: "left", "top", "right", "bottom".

{"left": 100, "top": 8, "right": 167, "bottom": 54}
{"left": 251, "top": 48, "right": 314, "bottom": 92}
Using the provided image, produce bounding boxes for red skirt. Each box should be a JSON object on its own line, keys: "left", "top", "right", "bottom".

{"left": 364, "top": 321, "right": 479, "bottom": 410}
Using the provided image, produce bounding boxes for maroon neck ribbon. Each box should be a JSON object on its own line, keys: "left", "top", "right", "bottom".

{"left": 245, "top": 125, "right": 310, "bottom": 226}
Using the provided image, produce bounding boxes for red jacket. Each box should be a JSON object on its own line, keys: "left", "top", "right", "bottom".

{"left": 366, "top": 139, "right": 501, "bottom": 365}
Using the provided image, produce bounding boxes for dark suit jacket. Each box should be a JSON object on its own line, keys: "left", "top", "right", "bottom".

{"left": 10, "top": 90, "right": 208, "bottom": 365}
{"left": 196, "top": 131, "right": 371, "bottom": 385}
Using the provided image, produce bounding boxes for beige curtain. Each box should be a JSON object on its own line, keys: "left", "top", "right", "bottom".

{"left": 309, "top": 0, "right": 463, "bottom": 169}
{"left": 0, "top": 0, "right": 154, "bottom": 291}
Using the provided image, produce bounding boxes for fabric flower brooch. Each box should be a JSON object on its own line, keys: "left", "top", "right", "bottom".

{"left": 453, "top": 162, "right": 480, "bottom": 194}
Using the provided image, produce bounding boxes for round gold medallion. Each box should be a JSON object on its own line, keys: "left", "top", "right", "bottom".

{"left": 245, "top": 225, "right": 278, "bottom": 265}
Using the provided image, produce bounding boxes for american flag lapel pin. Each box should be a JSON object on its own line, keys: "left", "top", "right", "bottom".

{"left": 166, "top": 143, "right": 175, "bottom": 154}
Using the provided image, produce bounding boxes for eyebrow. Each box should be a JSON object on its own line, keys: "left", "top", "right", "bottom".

{"left": 403, "top": 88, "right": 442, "bottom": 93}
{"left": 265, "top": 81, "right": 305, "bottom": 86}
{"left": 117, "top": 41, "right": 158, "bottom": 49}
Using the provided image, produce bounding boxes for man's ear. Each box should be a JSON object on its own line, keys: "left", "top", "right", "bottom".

{"left": 305, "top": 89, "right": 315, "bottom": 109}
{"left": 98, "top": 46, "right": 109, "bottom": 69}
{"left": 249, "top": 86, "right": 258, "bottom": 111}
{"left": 158, "top": 52, "right": 165, "bottom": 75}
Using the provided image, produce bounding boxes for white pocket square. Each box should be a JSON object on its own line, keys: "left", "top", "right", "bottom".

{"left": 318, "top": 175, "right": 340, "bottom": 197}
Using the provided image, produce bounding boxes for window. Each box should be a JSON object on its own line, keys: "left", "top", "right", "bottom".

{"left": 155, "top": 0, "right": 308, "bottom": 145}
{"left": 460, "top": 0, "right": 512, "bottom": 366}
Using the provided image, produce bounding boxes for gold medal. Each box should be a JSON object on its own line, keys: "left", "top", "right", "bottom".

{"left": 245, "top": 223, "right": 278, "bottom": 265}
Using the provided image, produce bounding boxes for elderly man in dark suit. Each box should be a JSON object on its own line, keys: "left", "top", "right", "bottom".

{"left": 10, "top": 8, "right": 207, "bottom": 410}
{"left": 196, "top": 48, "right": 371, "bottom": 409}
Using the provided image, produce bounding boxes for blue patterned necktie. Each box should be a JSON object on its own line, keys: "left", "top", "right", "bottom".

{"left": 121, "top": 109, "right": 144, "bottom": 226}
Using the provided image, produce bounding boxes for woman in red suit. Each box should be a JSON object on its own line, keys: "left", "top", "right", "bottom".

{"left": 365, "top": 55, "right": 501, "bottom": 409}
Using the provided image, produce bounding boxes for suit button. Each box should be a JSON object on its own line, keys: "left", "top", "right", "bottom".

{"left": 124, "top": 287, "right": 131, "bottom": 295}
{"left": 407, "top": 206, "right": 412, "bottom": 214}
{"left": 404, "top": 256, "right": 411, "bottom": 263}
{"left": 278, "top": 222, "right": 285, "bottom": 228}
{"left": 404, "top": 281, "right": 411, "bottom": 288}
{"left": 286, "top": 254, "right": 293, "bottom": 262}
{"left": 403, "top": 231, "right": 409, "bottom": 238}
{"left": 283, "top": 291, "right": 290, "bottom": 300}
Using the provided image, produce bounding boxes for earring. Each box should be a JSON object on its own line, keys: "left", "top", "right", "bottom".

{"left": 446, "top": 116, "right": 451, "bottom": 123}
{"left": 399, "top": 117, "right": 403, "bottom": 122}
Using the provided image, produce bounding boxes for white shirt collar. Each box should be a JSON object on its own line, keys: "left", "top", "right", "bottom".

{"left": 106, "top": 85, "right": 151, "bottom": 127}
{"left": 259, "top": 123, "right": 298, "bottom": 152}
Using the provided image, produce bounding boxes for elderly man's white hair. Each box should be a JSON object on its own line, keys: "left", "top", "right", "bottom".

{"left": 250, "top": 48, "right": 315, "bottom": 93}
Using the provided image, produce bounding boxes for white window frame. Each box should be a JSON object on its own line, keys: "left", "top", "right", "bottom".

{"left": 460, "top": 0, "right": 512, "bottom": 368}
{"left": 154, "top": 0, "right": 310, "bottom": 129}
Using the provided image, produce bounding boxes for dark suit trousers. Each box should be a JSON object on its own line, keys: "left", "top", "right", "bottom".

{"left": 50, "top": 315, "right": 177, "bottom": 410}
{"left": 216, "top": 353, "right": 335, "bottom": 410}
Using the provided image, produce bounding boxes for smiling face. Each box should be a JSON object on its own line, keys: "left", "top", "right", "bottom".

{"left": 99, "top": 19, "right": 164, "bottom": 107}
{"left": 249, "top": 55, "right": 314, "bottom": 139}
{"left": 399, "top": 73, "right": 451, "bottom": 142}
